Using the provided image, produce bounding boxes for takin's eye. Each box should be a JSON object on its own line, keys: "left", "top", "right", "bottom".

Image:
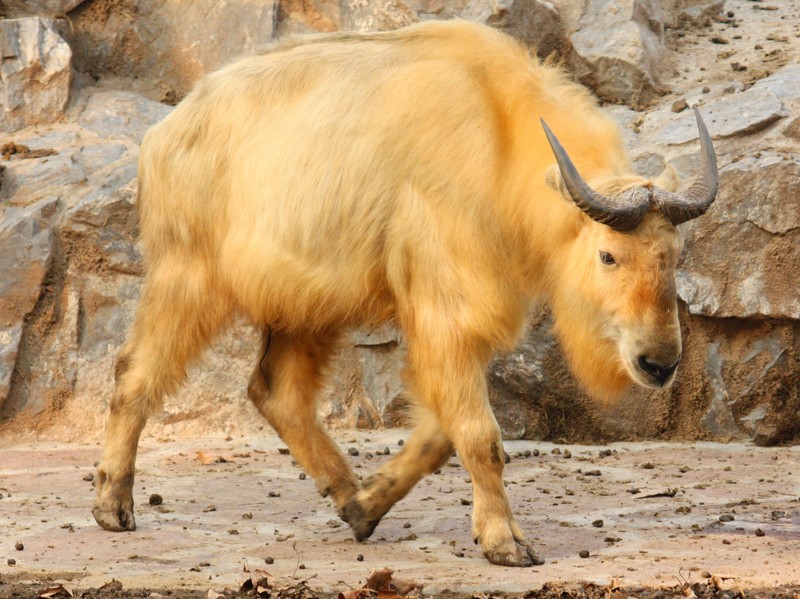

{"left": 599, "top": 251, "right": 616, "bottom": 266}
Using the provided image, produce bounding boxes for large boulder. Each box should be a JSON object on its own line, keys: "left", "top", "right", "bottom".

{"left": 0, "top": 0, "right": 86, "bottom": 17}
{"left": 77, "top": 90, "right": 173, "bottom": 145}
{"left": 338, "top": 0, "right": 571, "bottom": 60}
{"left": 0, "top": 89, "right": 159, "bottom": 426}
{"left": 64, "top": 0, "right": 277, "bottom": 99}
{"left": 486, "top": 0, "right": 571, "bottom": 61}
{"left": 568, "top": 0, "right": 681, "bottom": 107}
{"left": 677, "top": 153, "right": 800, "bottom": 319}
{"left": 0, "top": 18, "right": 72, "bottom": 132}
{"left": 0, "top": 197, "right": 60, "bottom": 418}
{"left": 641, "top": 65, "right": 799, "bottom": 145}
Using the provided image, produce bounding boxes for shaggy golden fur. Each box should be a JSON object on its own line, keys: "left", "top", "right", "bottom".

{"left": 94, "top": 20, "right": 685, "bottom": 567}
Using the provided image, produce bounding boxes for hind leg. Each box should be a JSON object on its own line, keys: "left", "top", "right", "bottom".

{"left": 247, "top": 329, "right": 359, "bottom": 516}
{"left": 93, "top": 259, "right": 228, "bottom": 531}
{"left": 343, "top": 409, "right": 454, "bottom": 540}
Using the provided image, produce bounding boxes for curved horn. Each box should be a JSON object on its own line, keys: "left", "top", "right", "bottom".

{"left": 652, "top": 108, "right": 719, "bottom": 225}
{"left": 541, "top": 119, "right": 650, "bottom": 232}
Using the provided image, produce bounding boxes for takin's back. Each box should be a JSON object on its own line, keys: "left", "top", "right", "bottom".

{"left": 136, "top": 20, "right": 630, "bottom": 332}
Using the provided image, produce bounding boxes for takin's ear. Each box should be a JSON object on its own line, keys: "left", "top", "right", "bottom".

{"left": 545, "top": 164, "right": 570, "bottom": 199}
{"left": 653, "top": 163, "right": 680, "bottom": 193}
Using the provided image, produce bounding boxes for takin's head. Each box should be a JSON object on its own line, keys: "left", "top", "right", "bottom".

{"left": 542, "top": 109, "right": 718, "bottom": 403}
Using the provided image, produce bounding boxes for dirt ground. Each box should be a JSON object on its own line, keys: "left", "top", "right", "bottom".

{"left": 2, "top": 431, "right": 799, "bottom": 598}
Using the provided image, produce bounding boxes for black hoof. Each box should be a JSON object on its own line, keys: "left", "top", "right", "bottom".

{"left": 93, "top": 505, "right": 136, "bottom": 532}
{"left": 483, "top": 539, "right": 544, "bottom": 567}
{"left": 341, "top": 499, "right": 380, "bottom": 541}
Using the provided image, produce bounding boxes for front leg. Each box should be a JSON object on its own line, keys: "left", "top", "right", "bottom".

{"left": 405, "top": 331, "right": 544, "bottom": 567}
{"left": 461, "top": 435, "right": 542, "bottom": 566}
{"left": 93, "top": 391, "right": 144, "bottom": 532}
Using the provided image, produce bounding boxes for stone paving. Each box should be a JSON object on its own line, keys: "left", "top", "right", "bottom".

{"left": 1, "top": 431, "right": 799, "bottom": 594}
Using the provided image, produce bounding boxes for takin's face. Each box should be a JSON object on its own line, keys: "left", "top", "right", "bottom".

{"left": 580, "top": 210, "right": 684, "bottom": 390}
{"left": 541, "top": 111, "right": 717, "bottom": 399}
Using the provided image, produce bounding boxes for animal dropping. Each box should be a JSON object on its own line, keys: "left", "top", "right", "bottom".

{"left": 92, "top": 20, "right": 718, "bottom": 567}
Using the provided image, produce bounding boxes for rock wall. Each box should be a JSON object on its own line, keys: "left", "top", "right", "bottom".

{"left": 1, "top": 0, "right": 798, "bottom": 445}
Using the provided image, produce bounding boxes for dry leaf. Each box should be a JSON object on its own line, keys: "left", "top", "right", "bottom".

{"left": 340, "top": 567, "right": 422, "bottom": 599}
{"left": 38, "top": 586, "right": 72, "bottom": 599}
{"left": 196, "top": 451, "right": 215, "bottom": 465}
{"left": 392, "top": 577, "right": 423, "bottom": 597}
{"left": 604, "top": 578, "right": 625, "bottom": 599}
{"left": 240, "top": 578, "right": 255, "bottom": 594}
{"left": 239, "top": 573, "right": 280, "bottom": 598}
{"left": 365, "top": 568, "right": 394, "bottom": 591}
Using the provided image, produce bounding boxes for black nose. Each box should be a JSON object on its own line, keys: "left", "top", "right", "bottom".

{"left": 638, "top": 355, "right": 679, "bottom": 386}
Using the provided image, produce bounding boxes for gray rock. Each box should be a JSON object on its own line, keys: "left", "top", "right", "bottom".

{"left": 78, "top": 91, "right": 173, "bottom": 144}
{"left": 0, "top": 324, "right": 23, "bottom": 408}
{"left": 318, "top": 327, "right": 407, "bottom": 429}
{"left": 677, "top": 153, "right": 800, "bottom": 319}
{"left": 489, "top": 312, "right": 560, "bottom": 439}
{"left": 0, "top": 197, "right": 59, "bottom": 418}
{"left": 700, "top": 341, "right": 740, "bottom": 438}
{"left": 0, "top": 18, "right": 72, "bottom": 132}
{"left": 681, "top": 317, "right": 799, "bottom": 445}
{"left": 754, "top": 64, "right": 800, "bottom": 101}
{"left": 17, "top": 281, "right": 80, "bottom": 416}
{"left": 61, "top": 178, "right": 142, "bottom": 276}
{"left": 356, "top": 338, "right": 405, "bottom": 422}
{"left": 74, "top": 274, "right": 141, "bottom": 357}
{"left": 645, "top": 66, "right": 800, "bottom": 144}
{"left": 1, "top": 2, "right": 798, "bottom": 446}
{"left": 569, "top": 0, "right": 668, "bottom": 107}
{"left": 0, "top": 0, "right": 86, "bottom": 17}
{"left": 0, "top": 197, "right": 59, "bottom": 323}
{"left": 676, "top": 0, "right": 725, "bottom": 27}
{"left": 651, "top": 87, "right": 785, "bottom": 144}
{"left": 633, "top": 152, "right": 667, "bottom": 178}
{"left": 546, "top": 0, "right": 587, "bottom": 33}
{"left": 341, "top": 0, "right": 417, "bottom": 32}
{"left": 783, "top": 116, "right": 800, "bottom": 141}
{"left": 67, "top": 0, "right": 276, "bottom": 98}
{"left": 486, "top": 0, "right": 571, "bottom": 60}
{"left": 1, "top": 149, "right": 86, "bottom": 202}
{"left": 18, "top": 129, "right": 80, "bottom": 150}
{"left": 77, "top": 143, "right": 129, "bottom": 174}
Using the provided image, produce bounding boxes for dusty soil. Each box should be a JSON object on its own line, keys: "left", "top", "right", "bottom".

{"left": 663, "top": 0, "right": 799, "bottom": 94}
{"left": 2, "top": 433, "right": 799, "bottom": 598}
